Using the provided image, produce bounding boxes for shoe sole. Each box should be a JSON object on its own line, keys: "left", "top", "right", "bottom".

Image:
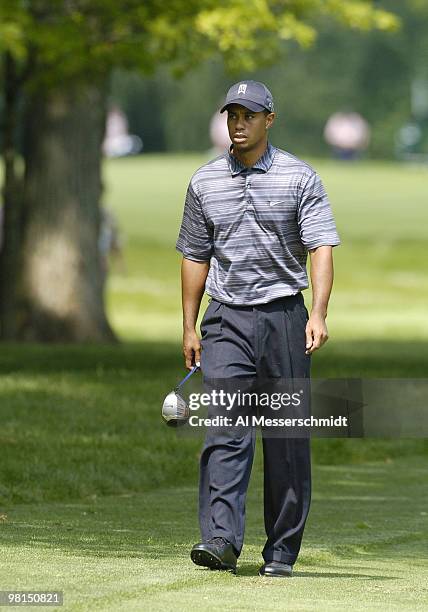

{"left": 191, "top": 549, "right": 236, "bottom": 574}
{"left": 258, "top": 571, "right": 292, "bottom": 578}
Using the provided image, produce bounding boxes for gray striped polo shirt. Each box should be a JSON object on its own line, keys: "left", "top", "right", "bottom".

{"left": 176, "top": 142, "right": 340, "bottom": 305}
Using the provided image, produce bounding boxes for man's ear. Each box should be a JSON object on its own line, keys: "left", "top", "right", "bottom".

{"left": 266, "top": 112, "right": 275, "bottom": 129}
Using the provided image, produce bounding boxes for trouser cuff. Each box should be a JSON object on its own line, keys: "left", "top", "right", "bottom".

{"left": 262, "top": 551, "right": 296, "bottom": 565}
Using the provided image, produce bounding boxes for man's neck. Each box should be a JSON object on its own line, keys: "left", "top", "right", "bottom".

{"left": 231, "top": 139, "right": 268, "bottom": 168}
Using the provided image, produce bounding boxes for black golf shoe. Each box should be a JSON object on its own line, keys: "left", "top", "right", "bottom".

{"left": 191, "top": 537, "right": 237, "bottom": 573}
{"left": 259, "top": 561, "right": 293, "bottom": 577}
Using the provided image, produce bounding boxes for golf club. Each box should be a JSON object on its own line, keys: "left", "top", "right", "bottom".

{"left": 162, "top": 363, "right": 200, "bottom": 427}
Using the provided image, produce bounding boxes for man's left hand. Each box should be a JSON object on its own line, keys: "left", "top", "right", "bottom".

{"left": 305, "top": 312, "right": 329, "bottom": 355}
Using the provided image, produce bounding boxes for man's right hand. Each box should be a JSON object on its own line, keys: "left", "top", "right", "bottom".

{"left": 183, "top": 329, "right": 201, "bottom": 370}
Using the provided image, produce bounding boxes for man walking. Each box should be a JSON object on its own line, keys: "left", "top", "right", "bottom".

{"left": 175, "top": 81, "right": 340, "bottom": 577}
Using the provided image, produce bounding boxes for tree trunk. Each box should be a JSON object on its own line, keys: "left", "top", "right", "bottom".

{"left": 0, "top": 52, "right": 23, "bottom": 339}
{"left": 17, "top": 81, "right": 116, "bottom": 342}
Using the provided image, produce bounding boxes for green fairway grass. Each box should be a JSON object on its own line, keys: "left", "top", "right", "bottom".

{"left": 1, "top": 456, "right": 427, "bottom": 611}
{"left": 1, "top": 155, "right": 427, "bottom": 610}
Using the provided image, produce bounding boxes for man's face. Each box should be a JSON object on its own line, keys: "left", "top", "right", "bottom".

{"left": 226, "top": 104, "right": 275, "bottom": 153}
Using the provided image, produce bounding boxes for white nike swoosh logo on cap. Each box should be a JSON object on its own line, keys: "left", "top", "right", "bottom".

{"left": 269, "top": 201, "right": 283, "bottom": 207}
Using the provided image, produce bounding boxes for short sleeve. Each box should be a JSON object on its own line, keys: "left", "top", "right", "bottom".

{"left": 176, "top": 182, "right": 213, "bottom": 262}
{"left": 297, "top": 172, "right": 341, "bottom": 250}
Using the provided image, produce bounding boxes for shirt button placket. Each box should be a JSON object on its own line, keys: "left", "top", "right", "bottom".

{"left": 245, "top": 173, "right": 253, "bottom": 212}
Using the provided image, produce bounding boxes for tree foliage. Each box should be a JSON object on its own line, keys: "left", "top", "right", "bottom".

{"left": 0, "top": 1, "right": 399, "bottom": 84}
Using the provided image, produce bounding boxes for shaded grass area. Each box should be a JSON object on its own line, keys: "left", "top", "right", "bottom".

{"left": 0, "top": 341, "right": 427, "bottom": 506}
{"left": 1, "top": 456, "right": 427, "bottom": 610}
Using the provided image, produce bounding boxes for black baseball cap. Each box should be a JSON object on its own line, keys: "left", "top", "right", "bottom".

{"left": 220, "top": 80, "right": 274, "bottom": 114}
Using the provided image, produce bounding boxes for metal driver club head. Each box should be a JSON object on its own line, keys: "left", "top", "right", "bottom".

{"left": 162, "top": 363, "right": 200, "bottom": 427}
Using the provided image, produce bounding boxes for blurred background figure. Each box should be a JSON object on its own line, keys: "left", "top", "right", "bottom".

{"left": 209, "top": 108, "right": 231, "bottom": 154}
{"left": 99, "top": 207, "right": 126, "bottom": 288}
{"left": 102, "top": 105, "right": 143, "bottom": 158}
{"left": 324, "top": 111, "right": 371, "bottom": 160}
{"left": 395, "top": 77, "right": 428, "bottom": 161}
{"left": 396, "top": 121, "right": 424, "bottom": 160}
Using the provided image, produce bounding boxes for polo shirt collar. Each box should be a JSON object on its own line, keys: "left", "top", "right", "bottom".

{"left": 227, "top": 141, "right": 276, "bottom": 176}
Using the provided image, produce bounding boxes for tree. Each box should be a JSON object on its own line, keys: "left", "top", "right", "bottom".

{"left": 0, "top": 0, "right": 398, "bottom": 341}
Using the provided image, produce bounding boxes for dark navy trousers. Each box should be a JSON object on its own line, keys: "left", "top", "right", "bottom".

{"left": 198, "top": 293, "right": 311, "bottom": 565}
